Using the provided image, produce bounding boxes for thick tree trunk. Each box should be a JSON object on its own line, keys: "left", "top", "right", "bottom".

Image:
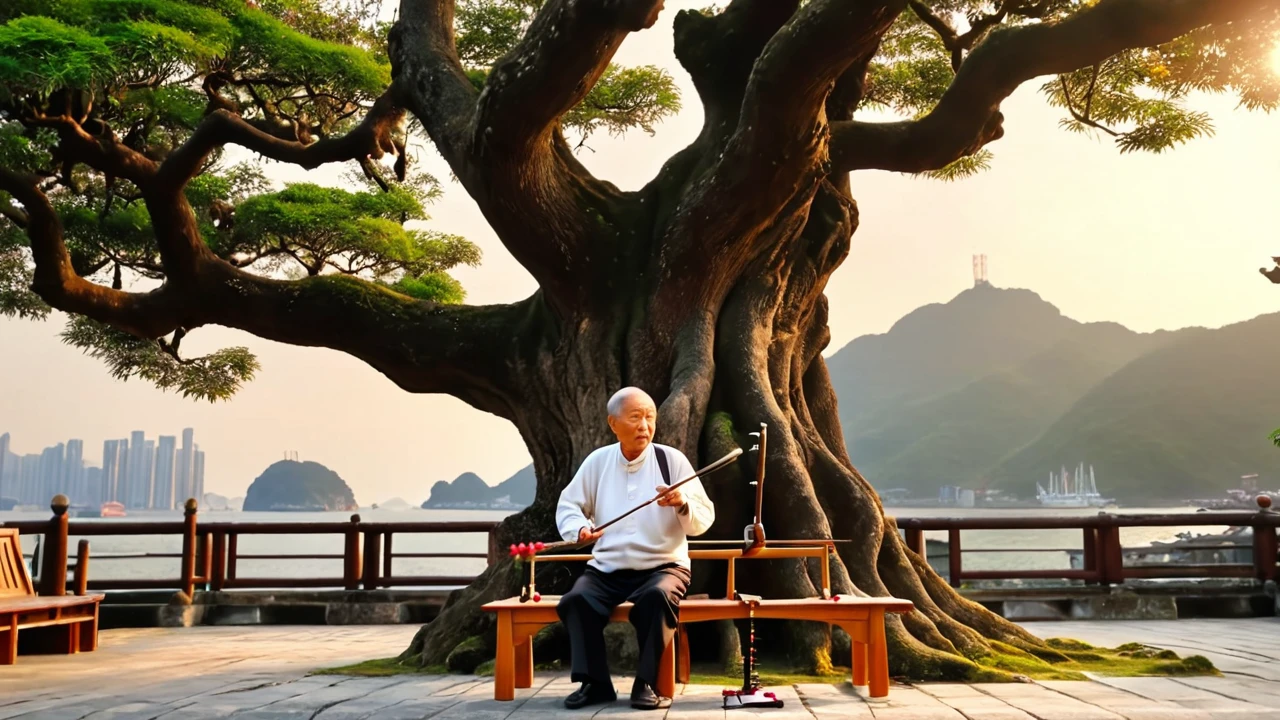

{"left": 397, "top": 175, "right": 1060, "bottom": 681}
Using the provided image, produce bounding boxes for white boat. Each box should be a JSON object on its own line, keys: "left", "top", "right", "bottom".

{"left": 1036, "top": 462, "right": 1114, "bottom": 508}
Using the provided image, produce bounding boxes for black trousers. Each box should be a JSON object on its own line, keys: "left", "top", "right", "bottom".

{"left": 556, "top": 562, "right": 691, "bottom": 691}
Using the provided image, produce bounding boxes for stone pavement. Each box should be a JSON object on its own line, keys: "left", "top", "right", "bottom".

{"left": 2, "top": 620, "right": 1279, "bottom": 719}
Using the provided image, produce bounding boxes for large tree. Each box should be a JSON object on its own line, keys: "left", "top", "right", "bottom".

{"left": 3, "top": 0, "right": 1279, "bottom": 678}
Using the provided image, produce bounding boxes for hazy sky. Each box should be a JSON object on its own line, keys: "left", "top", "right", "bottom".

{"left": 3, "top": 1, "right": 1279, "bottom": 503}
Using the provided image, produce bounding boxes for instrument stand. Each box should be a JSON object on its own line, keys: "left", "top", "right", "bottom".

{"left": 723, "top": 593, "right": 784, "bottom": 710}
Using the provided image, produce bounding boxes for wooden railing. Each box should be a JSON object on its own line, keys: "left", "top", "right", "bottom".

{"left": 898, "top": 507, "right": 1280, "bottom": 588}
{"left": 4, "top": 496, "right": 502, "bottom": 597}
{"left": 6, "top": 495, "right": 1278, "bottom": 597}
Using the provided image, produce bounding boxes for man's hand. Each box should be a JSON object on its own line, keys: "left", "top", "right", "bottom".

{"left": 578, "top": 526, "right": 604, "bottom": 543}
{"left": 655, "top": 484, "right": 686, "bottom": 511}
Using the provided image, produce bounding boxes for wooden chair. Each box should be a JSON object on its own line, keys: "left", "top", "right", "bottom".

{"left": 0, "top": 528, "right": 104, "bottom": 664}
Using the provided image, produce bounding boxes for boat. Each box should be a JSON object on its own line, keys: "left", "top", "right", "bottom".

{"left": 1036, "top": 462, "right": 1114, "bottom": 508}
{"left": 72, "top": 501, "right": 127, "bottom": 518}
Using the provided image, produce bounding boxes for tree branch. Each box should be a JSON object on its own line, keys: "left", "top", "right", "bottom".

{"left": 389, "top": 0, "right": 481, "bottom": 172}
{"left": 672, "top": 0, "right": 800, "bottom": 133}
{"left": 3, "top": 166, "right": 530, "bottom": 416}
{"left": 0, "top": 167, "right": 182, "bottom": 337}
{"left": 1262, "top": 258, "right": 1280, "bottom": 283}
{"left": 473, "top": 0, "right": 665, "bottom": 158}
{"left": 159, "top": 92, "right": 405, "bottom": 188}
{"left": 829, "top": 0, "right": 1280, "bottom": 174}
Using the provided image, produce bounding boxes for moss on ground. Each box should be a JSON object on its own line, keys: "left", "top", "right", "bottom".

{"left": 314, "top": 638, "right": 1219, "bottom": 683}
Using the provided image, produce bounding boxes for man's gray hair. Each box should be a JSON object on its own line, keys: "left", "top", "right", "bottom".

{"left": 607, "top": 386, "right": 653, "bottom": 418}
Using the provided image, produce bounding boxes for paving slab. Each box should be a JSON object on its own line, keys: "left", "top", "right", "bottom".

{"left": 4, "top": 622, "right": 1280, "bottom": 720}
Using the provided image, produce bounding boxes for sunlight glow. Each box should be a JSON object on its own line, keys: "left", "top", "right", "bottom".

{"left": 1272, "top": 44, "right": 1280, "bottom": 76}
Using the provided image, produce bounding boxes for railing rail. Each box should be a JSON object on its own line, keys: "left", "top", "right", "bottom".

{"left": 899, "top": 505, "right": 1280, "bottom": 587}
{"left": 4, "top": 496, "right": 503, "bottom": 596}
{"left": 5, "top": 495, "right": 1279, "bottom": 597}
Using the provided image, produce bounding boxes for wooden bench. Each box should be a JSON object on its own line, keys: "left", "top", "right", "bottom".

{"left": 482, "top": 595, "right": 913, "bottom": 702}
{"left": 1, "top": 529, "right": 104, "bottom": 664}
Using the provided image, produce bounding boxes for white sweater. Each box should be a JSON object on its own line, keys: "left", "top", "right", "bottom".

{"left": 556, "top": 442, "right": 715, "bottom": 572}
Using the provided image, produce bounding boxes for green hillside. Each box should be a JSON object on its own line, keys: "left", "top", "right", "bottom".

{"left": 828, "top": 284, "right": 1278, "bottom": 501}
{"left": 243, "top": 460, "right": 358, "bottom": 511}
{"left": 828, "top": 285, "right": 1080, "bottom": 425}
{"left": 984, "top": 313, "right": 1280, "bottom": 501}
{"left": 852, "top": 325, "right": 1165, "bottom": 493}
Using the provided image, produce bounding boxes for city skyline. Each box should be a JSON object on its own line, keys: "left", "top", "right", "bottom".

{"left": 0, "top": 428, "right": 204, "bottom": 510}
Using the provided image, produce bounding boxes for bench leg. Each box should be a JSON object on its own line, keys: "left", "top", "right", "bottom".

{"left": 80, "top": 614, "right": 99, "bottom": 652}
{"left": 868, "top": 610, "right": 889, "bottom": 698}
{"left": 852, "top": 639, "right": 868, "bottom": 687}
{"left": 676, "top": 625, "right": 690, "bottom": 684}
{"left": 657, "top": 634, "right": 676, "bottom": 699}
{"left": 1, "top": 615, "right": 15, "bottom": 665}
{"left": 494, "top": 611, "right": 516, "bottom": 701}
{"left": 515, "top": 634, "right": 533, "bottom": 689}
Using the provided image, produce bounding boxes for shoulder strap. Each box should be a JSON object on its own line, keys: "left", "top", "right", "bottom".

{"left": 653, "top": 446, "right": 672, "bottom": 485}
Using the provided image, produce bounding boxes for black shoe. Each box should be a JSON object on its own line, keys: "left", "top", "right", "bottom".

{"left": 630, "top": 681, "right": 672, "bottom": 710}
{"left": 564, "top": 681, "right": 617, "bottom": 709}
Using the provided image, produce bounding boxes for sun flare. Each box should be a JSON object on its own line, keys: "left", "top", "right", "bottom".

{"left": 1271, "top": 44, "right": 1280, "bottom": 76}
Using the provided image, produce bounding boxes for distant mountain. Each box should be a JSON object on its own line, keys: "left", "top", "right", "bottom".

{"left": 984, "top": 313, "right": 1280, "bottom": 500}
{"left": 202, "top": 492, "right": 242, "bottom": 511}
{"left": 829, "top": 284, "right": 1278, "bottom": 502}
{"left": 243, "top": 460, "right": 358, "bottom": 511}
{"left": 374, "top": 497, "right": 414, "bottom": 510}
{"left": 422, "top": 465, "right": 535, "bottom": 509}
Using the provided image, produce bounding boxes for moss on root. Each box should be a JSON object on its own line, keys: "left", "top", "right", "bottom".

{"left": 315, "top": 637, "right": 1220, "bottom": 683}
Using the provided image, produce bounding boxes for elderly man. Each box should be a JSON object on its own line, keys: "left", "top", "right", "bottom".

{"left": 555, "top": 387, "right": 715, "bottom": 710}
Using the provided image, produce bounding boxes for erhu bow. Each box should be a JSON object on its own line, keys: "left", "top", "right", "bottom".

{"left": 515, "top": 446, "right": 745, "bottom": 602}
{"left": 742, "top": 423, "right": 767, "bottom": 557}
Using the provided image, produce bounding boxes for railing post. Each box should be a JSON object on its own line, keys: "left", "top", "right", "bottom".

{"left": 362, "top": 528, "right": 381, "bottom": 590}
{"left": 227, "top": 532, "right": 238, "bottom": 583}
{"left": 905, "top": 528, "right": 925, "bottom": 557}
{"left": 382, "top": 532, "right": 394, "bottom": 584}
{"left": 181, "top": 498, "right": 198, "bottom": 598}
{"left": 211, "top": 530, "right": 227, "bottom": 592}
{"left": 1082, "top": 527, "right": 1098, "bottom": 582}
{"left": 344, "top": 514, "right": 363, "bottom": 590}
{"left": 40, "top": 494, "right": 70, "bottom": 596}
{"left": 74, "top": 539, "right": 90, "bottom": 596}
{"left": 1252, "top": 497, "right": 1277, "bottom": 582}
{"left": 487, "top": 527, "right": 500, "bottom": 567}
{"left": 947, "top": 528, "right": 962, "bottom": 588}
{"left": 1097, "top": 515, "right": 1124, "bottom": 585}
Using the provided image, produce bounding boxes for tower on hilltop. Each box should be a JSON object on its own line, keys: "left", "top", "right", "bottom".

{"left": 972, "top": 254, "right": 990, "bottom": 287}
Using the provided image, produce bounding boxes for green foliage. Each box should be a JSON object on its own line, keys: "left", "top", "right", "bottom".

{"left": 920, "top": 149, "right": 992, "bottom": 180}
{"left": 453, "top": 0, "right": 681, "bottom": 144}
{"left": 563, "top": 64, "right": 681, "bottom": 142}
{"left": 0, "top": 16, "right": 116, "bottom": 97}
{"left": 1271, "top": 428, "right": 1280, "bottom": 448}
{"left": 60, "top": 316, "right": 259, "bottom": 401}
{"left": 0, "top": 0, "right": 487, "bottom": 401}
{"left": 866, "top": 1, "right": 1280, "bottom": 177}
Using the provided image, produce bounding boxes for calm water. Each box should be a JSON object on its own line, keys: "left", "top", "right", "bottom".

{"left": 0, "top": 505, "right": 1242, "bottom": 586}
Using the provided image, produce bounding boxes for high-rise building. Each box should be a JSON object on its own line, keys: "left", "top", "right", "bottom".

{"left": 153, "top": 436, "right": 177, "bottom": 510}
{"left": 18, "top": 454, "right": 40, "bottom": 505}
{"left": 193, "top": 447, "right": 205, "bottom": 504}
{"left": 175, "top": 428, "right": 195, "bottom": 504}
{"left": 85, "top": 466, "right": 103, "bottom": 506}
{"left": 0, "top": 432, "right": 8, "bottom": 501}
{"left": 101, "top": 439, "right": 127, "bottom": 504}
{"left": 64, "top": 439, "right": 84, "bottom": 503}
{"left": 125, "top": 431, "right": 152, "bottom": 509}
{"left": 38, "top": 443, "right": 64, "bottom": 504}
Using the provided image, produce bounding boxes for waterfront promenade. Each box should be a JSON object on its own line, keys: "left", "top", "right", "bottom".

{"left": 2, "top": 619, "right": 1279, "bottom": 719}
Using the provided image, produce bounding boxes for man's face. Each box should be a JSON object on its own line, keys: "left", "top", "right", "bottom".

{"left": 608, "top": 393, "right": 657, "bottom": 455}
